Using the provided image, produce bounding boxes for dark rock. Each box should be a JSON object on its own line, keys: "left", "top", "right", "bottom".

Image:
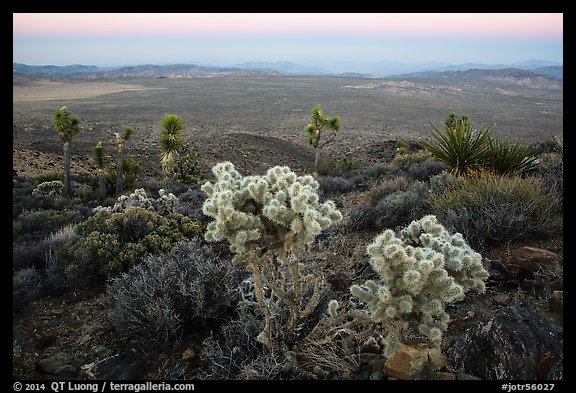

{"left": 48, "top": 318, "right": 60, "bottom": 328}
{"left": 83, "top": 350, "right": 144, "bottom": 380}
{"left": 36, "top": 334, "right": 57, "bottom": 349}
{"left": 327, "top": 272, "right": 352, "bottom": 293}
{"left": 548, "top": 291, "right": 563, "bottom": 316}
{"left": 54, "top": 364, "right": 77, "bottom": 377}
{"left": 447, "top": 306, "right": 563, "bottom": 380}
{"left": 170, "top": 362, "right": 185, "bottom": 379}
{"left": 37, "top": 353, "right": 69, "bottom": 374}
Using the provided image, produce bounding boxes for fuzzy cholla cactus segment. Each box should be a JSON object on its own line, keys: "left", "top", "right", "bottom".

{"left": 351, "top": 216, "right": 488, "bottom": 358}
{"left": 399, "top": 215, "right": 488, "bottom": 293}
{"left": 201, "top": 162, "right": 342, "bottom": 262}
{"left": 32, "top": 180, "right": 64, "bottom": 197}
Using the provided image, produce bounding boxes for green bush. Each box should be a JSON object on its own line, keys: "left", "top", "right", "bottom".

{"left": 431, "top": 170, "right": 562, "bottom": 251}
{"left": 13, "top": 209, "right": 83, "bottom": 241}
{"left": 34, "top": 172, "right": 64, "bottom": 185}
{"left": 56, "top": 207, "right": 203, "bottom": 286}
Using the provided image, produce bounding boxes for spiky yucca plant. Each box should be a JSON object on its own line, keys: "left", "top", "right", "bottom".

{"left": 159, "top": 114, "right": 185, "bottom": 183}
{"left": 115, "top": 126, "right": 134, "bottom": 195}
{"left": 486, "top": 134, "right": 539, "bottom": 175}
{"left": 419, "top": 117, "right": 492, "bottom": 176}
{"left": 93, "top": 141, "right": 107, "bottom": 201}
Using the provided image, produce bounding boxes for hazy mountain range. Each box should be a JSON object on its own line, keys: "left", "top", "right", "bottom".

{"left": 13, "top": 59, "right": 562, "bottom": 80}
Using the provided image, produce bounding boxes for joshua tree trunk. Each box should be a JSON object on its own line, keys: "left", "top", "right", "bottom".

{"left": 63, "top": 141, "right": 71, "bottom": 196}
{"left": 98, "top": 175, "right": 107, "bottom": 201}
{"left": 116, "top": 153, "right": 124, "bottom": 195}
{"left": 314, "top": 147, "right": 321, "bottom": 175}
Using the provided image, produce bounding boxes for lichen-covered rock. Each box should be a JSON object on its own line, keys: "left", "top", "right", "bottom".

{"left": 351, "top": 215, "right": 488, "bottom": 357}
{"left": 446, "top": 306, "right": 563, "bottom": 380}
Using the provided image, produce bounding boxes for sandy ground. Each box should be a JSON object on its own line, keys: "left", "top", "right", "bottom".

{"left": 13, "top": 79, "right": 166, "bottom": 102}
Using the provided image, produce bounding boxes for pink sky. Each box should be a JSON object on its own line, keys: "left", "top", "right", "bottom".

{"left": 13, "top": 13, "right": 563, "bottom": 38}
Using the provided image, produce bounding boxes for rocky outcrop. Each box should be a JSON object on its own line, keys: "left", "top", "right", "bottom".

{"left": 447, "top": 306, "right": 563, "bottom": 380}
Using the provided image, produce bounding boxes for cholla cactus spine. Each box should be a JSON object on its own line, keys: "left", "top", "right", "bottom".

{"left": 350, "top": 215, "right": 488, "bottom": 357}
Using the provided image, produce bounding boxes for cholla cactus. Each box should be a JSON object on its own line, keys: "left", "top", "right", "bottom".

{"left": 399, "top": 215, "right": 488, "bottom": 293}
{"left": 110, "top": 188, "right": 153, "bottom": 212}
{"left": 202, "top": 162, "right": 342, "bottom": 263}
{"left": 156, "top": 189, "right": 179, "bottom": 215}
{"left": 32, "top": 180, "right": 64, "bottom": 197}
{"left": 350, "top": 215, "right": 488, "bottom": 357}
{"left": 95, "top": 188, "right": 178, "bottom": 215}
{"left": 202, "top": 162, "right": 342, "bottom": 349}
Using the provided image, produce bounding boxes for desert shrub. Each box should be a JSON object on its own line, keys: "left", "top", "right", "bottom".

{"left": 56, "top": 208, "right": 203, "bottom": 286}
{"left": 531, "top": 136, "right": 563, "bottom": 155}
{"left": 374, "top": 180, "right": 430, "bottom": 230}
{"left": 107, "top": 238, "right": 241, "bottom": 345}
{"left": 366, "top": 175, "right": 411, "bottom": 205}
{"left": 532, "top": 150, "right": 563, "bottom": 208}
{"left": 349, "top": 215, "right": 488, "bottom": 357}
{"left": 13, "top": 209, "right": 84, "bottom": 241}
{"left": 13, "top": 267, "right": 44, "bottom": 313}
{"left": 431, "top": 170, "right": 562, "bottom": 251}
{"left": 201, "top": 305, "right": 270, "bottom": 379}
{"left": 315, "top": 158, "right": 337, "bottom": 176}
{"left": 43, "top": 224, "right": 77, "bottom": 295}
{"left": 318, "top": 175, "right": 354, "bottom": 197}
{"left": 13, "top": 342, "right": 36, "bottom": 379}
{"left": 34, "top": 172, "right": 64, "bottom": 185}
{"left": 397, "top": 157, "right": 448, "bottom": 181}
{"left": 175, "top": 187, "right": 208, "bottom": 218}
{"left": 13, "top": 193, "right": 74, "bottom": 218}
{"left": 350, "top": 162, "right": 390, "bottom": 186}
{"left": 133, "top": 177, "right": 166, "bottom": 194}
{"left": 345, "top": 203, "right": 378, "bottom": 232}
{"left": 335, "top": 156, "right": 360, "bottom": 173}
{"left": 13, "top": 242, "right": 46, "bottom": 271}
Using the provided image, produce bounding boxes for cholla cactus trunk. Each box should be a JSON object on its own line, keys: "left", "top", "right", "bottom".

{"left": 350, "top": 215, "right": 488, "bottom": 358}
{"left": 201, "top": 162, "right": 342, "bottom": 351}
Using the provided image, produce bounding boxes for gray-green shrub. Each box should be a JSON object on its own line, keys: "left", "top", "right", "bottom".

{"left": 431, "top": 170, "right": 562, "bottom": 251}
{"left": 107, "top": 238, "right": 241, "bottom": 345}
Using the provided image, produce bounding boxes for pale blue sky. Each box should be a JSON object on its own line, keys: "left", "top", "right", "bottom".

{"left": 13, "top": 13, "right": 563, "bottom": 72}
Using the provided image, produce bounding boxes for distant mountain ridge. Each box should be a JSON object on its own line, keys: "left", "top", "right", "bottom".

{"left": 13, "top": 60, "right": 562, "bottom": 81}
{"left": 394, "top": 67, "right": 562, "bottom": 89}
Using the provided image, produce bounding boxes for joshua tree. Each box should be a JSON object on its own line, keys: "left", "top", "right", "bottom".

{"left": 114, "top": 126, "right": 134, "bottom": 195}
{"left": 304, "top": 105, "right": 340, "bottom": 175}
{"left": 159, "top": 114, "right": 184, "bottom": 185}
{"left": 51, "top": 106, "right": 81, "bottom": 196}
{"left": 92, "top": 141, "right": 107, "bottom": 201}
